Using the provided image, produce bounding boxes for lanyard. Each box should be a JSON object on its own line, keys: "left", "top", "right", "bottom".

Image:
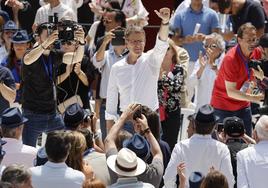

{"left": 41, "top": 55, "right": 53, "bottom": 81}
{"left": 237, "top": 45, "right": 250, "bottom": 80}
{"left": 14, "top": 59, "right": 21, "bottom": 81}
{"left": 83, "top": 148, "right": 95, "bottom": 157}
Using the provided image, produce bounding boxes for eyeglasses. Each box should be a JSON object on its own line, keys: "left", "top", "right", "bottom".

{"left": 102, "top": 7, "right": 117, "bottom": 12}
{"left": 242, "top": 37, "right": 259, "bottom": 44}
{"left": 127, "top": 39, "right": 145, "bottom": 45}
{"left": 203, "top": 43, "right": 218, "bottom": 49}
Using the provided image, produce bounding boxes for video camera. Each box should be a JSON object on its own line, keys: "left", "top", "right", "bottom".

{"left": 47, "top": 13, "right": 79, "bottom": 41}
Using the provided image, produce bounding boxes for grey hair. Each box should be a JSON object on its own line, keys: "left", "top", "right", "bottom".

{"left": 125, "top": 25, "right": 146, "bottom": 39}
{"left": 255, "top": 115, "right": 268, "bottom": 140}
{"left": 205, "top": 32, "right": 225, "bottom": 52}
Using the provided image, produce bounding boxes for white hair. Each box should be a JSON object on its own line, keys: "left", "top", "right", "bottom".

{"left": 255, "top": 115, "right": 268, "bottom": 140}
{"left": 205, "top": 32, "right": 225, "bottom": 52}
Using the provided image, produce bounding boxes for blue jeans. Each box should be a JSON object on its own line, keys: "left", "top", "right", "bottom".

{"left": 100, "top": 102, "right": 107, "bottom": 140}
{"left": 214, "top": 107, "right": 252, "bottom": 136}
{"left": 22, "top": 109, "right": 65, "bottom": 147}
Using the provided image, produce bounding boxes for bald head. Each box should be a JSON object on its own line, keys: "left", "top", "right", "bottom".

{"left": 255, "top": 115, "right": 268, "bottom": 140}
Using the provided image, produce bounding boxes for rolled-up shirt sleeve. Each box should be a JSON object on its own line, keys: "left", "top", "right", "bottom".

{"left": 93, "top": 52, "right": 107, "bottom": 69}
{"left": 147, "top": 35, "right": 169, "bottom": 71}
{"left": 105, "top": 66, "right": 119, "bottom": 121}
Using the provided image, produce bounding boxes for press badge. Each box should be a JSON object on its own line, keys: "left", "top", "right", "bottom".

{"left": 240, "top": 81, "right": 255, "bottom": 94}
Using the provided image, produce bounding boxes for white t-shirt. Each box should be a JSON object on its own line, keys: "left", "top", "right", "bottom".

{"left": 34, "top": 2, "right": 76, "bottom": 25}
{"left": 39, "top": 0, "right": 83, "bottom": 21}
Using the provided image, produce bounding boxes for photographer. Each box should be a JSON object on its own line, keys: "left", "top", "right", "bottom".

{"left": 93, "top": 27, "right": 128, "bottom": 140}
{"left": 211, "top": 23, "right": 264, "bottom": 137}
{"left": 257, "top": 33, "right": 268, "bottom": 106}
{"left": 0, "top": 64, "right": 16, "bottom": 114}
{"left": 21, "top": 22, "right": 85, "bottom": 147}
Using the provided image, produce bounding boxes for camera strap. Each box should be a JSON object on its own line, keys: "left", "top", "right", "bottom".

{"left": 121, "top": 0, "right": 127, "bottom": 10}
{"left": 237, "top": 45, "right": 250, "bottom": 80}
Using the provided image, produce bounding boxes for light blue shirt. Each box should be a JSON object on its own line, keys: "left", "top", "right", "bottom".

{"left": 30, "top": 161, "right": 85, "bottom": 188}
{"left": 172, "top": 6, "right": 219, "bottom": 61}
{"left": 93, "top": 46, "right": 127, "bottom": 99}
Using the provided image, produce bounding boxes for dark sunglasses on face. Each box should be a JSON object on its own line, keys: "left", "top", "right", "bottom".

{"left": 203, "top": 43, "right": 218, "bottom": 49}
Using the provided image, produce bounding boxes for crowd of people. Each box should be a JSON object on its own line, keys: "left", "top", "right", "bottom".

{"left": 0, "top": 0, "right": 267, "bottom": 187}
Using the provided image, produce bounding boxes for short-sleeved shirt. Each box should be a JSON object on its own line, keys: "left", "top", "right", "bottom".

{"left": 211, "top": 45, "right": 262, "bottom": 111}
{"left": 0, "top": 65, "right": 15, "bottom": 114}
{"left": 172, "top": 6, "right": 219, "bottom": 61}
{"left": 22, "top": 50, "right": 63, "bottom": 114}
{"left": 230, "top": 0, "right": 267, "bottom": 34}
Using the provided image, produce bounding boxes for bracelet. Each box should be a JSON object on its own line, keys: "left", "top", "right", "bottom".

{"left": 141, "top": 127, "right": 151, "bottom": 136}
{"left": 93, "top": 132, "right": 101, "bottom": 140}
{"left": 161, "top": 22, "right": 169, "bottom": 26}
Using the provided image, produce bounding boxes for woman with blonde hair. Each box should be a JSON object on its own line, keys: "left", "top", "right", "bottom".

{"left": 66, "top": 131, "right": 94, "bottom": 180}
{"left": 158, "top": 38, "right": 189, "bottom": 150}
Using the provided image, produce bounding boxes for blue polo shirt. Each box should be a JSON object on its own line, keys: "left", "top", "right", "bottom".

{"left": 172, "top": 6, "right": 219, "bottom": 61}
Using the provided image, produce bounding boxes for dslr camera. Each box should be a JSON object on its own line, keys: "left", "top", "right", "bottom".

{"left": 248, "top": 59, "right": 265, "bottom": 71}
{"left": 48, "top": 13, "right": 79, "bottom": 41}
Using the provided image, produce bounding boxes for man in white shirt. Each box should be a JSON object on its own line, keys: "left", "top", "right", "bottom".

{"left": 237, "top": 115, "right": 268, "bottom": 188}
{"left": 30, "top": 130, "right": 85, "bottom": 188}
{"left": 163, "top": 104, "right": 235, "bottom": 188}
{"left": 105, "top": 7, "right": 170, "bottom": 131}
{"left": 0, "top": 107, "right": 37, "bottom": 168}
{"left": 33, "top": 0, "right": 75, "bottom": 30}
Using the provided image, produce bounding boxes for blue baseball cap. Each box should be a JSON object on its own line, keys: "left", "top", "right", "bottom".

{"left": 3, "top": 20, "right": 18, "bottom": 31}
{"left": 11, "top": 30, "right": 30, "bottom": 43}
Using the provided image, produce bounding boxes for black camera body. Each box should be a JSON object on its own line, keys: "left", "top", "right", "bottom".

{"left": 58, "top": 20, "right": 79, "bottom": 41}
{"left": 48, "top": 13, "right": 79, "bottom": 41}
{"left": 248, "top": 59, "right": 265, "bottom": 70}
{"left": 111, "top": 28, "right": 125, "bottom": 46}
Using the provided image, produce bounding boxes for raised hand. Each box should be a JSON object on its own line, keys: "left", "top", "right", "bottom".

{"left": 154, "top": 7, "right": 171, "bottom": 24}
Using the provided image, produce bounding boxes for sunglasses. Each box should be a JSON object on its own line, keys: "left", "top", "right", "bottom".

{"left": 203, "top": 43, "right": 218, "bottom": 49}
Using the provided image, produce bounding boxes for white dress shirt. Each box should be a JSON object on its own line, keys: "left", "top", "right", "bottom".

{"left": 34, "top": 3, "right": 76, "bottom": 25}
{"left": 190, "top": 53, "right": 224, "bottom": 111}
{"left": 237, "top": 140, "right": 268, "bottom": 188}
{"left": 2, "top": 138, "right": 37, "bottom": 168}
{"left": 163, "top": 134, "right": 235, "bottom": 188}
{"left": 30, "top": 161, "right": 85, "bottom": 188}
{"left": 105, "top": 37, "right": 169, "bottom": 121}
{"left": 93, "top": 46, "right": 127, "bottom": 99}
